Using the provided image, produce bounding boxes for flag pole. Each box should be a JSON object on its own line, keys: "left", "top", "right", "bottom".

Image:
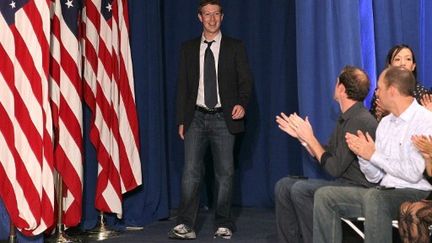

{"left": 8, "top": 223, "right": 16, "bottom": 243}
{"left": 46, "top": 174, "right": 81, "bottom": 243}
{"left": 85, "top": 211, "right": 120, "bottom": 240}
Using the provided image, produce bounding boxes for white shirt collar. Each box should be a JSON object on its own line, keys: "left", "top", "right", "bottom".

{"left": 389, "top": 99, "right": 419, "bottom": 123}
{"left": 201, "top": 31, "right": 222, "bottom": 43}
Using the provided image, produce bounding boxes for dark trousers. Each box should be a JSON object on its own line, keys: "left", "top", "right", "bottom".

{"left": 176, "top": 110, "right": 235, "bottom": 231}
{"left": 274, "top": 178, "right": 357, "bottom": 243}
{"left": 314, "top": 186, "right": 429, "bottom": 243}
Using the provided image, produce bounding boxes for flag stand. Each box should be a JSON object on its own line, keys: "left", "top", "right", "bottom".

{"left": 46, "top": 174, "right": 81, "bottom": 243}
{"left": 8, "top": 223, "right": 16, "bottom": 243}
{"left": 84, "top": 212, "right": 120, "bottom": 240}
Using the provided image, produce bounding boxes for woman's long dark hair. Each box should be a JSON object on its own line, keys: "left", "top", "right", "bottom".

{"left": 385, "top": 44, "right": 417, "bottom": 78}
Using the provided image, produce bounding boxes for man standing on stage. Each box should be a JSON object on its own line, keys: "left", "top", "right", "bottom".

{"left": 169, "top": 0, "right": 253, "bottom": 240}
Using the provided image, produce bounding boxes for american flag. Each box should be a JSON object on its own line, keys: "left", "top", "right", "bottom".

{"left": 83, "top": 0, "right": 141, "bottom": 217}
{"left": 0, "top": 0, "right": 55, "bottom": 236}
{"left": 49, "top": 0, "right": 83, "bottom": 227}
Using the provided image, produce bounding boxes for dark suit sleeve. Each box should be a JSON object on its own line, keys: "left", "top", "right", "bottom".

{"left": 235, "top": 42, "right": 253, "bottom": 109}
{"left": 176, "top": 44, "right": 187, "bottom": 125}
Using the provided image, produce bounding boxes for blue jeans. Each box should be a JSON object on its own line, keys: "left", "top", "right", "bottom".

{"left": 313, "top": 186, "right": 430, "bottom": 243}
{"left": 176, "top": 110, "right": 235, "bottom": 231}
{"left": 275, "top": 178, "right": 357, "bottom": 243}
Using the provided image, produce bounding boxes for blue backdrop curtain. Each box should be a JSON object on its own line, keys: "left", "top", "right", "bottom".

{"left": 419, "top": 0, "right": 432, "bottom": 86}
{"left": 296, "top": 0, "right": 432, "bottom": 178}
{"left": 1, "top": 0, "right": 432, "bottom": 240}
{"left": 296, "top": 0, "right": 366, "bottom": 178}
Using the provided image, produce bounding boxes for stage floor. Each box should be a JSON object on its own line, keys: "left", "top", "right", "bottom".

{"left": 73, "top": 207, "right": 379, "bottom": 243}
{"left": 82, "top": 207, "right": 277, "bottom": 243}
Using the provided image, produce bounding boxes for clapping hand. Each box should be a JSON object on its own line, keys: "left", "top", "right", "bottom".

{"left": 421, "top": 94, "right": 432, "bottom": 112}
{"left": 412, "top": 135, "right": 432, "bottom": 160}
{"left": 276, "top": 112, "right": 314, "bottom": 144}
{"left": 294, "top": 115, "right": 314, "bottom": 144}
{"left": 345, "top": 130, "right": 375, "bottom": 160}
{"left": 276, "top": 112, "right": 299, "bottom": 138}
{"left": 374, "top": 98, "right": 388, "bottom": 120}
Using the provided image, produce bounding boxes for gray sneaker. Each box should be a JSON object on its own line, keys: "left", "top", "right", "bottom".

{"left": 168, "top": 224, "right": 197, "bottom": 240}
{"left": 214, "top": 227, "right": 232, "bottom": 239}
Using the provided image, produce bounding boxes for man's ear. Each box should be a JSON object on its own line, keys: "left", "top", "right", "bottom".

{"left": 198, "top": 13, "right": 203, "bottom": 23}
{"left": 338, "top": 83, "right": 346, "bottom": 97}
{"left": 388, "top": 85, "right": 397, "bottom": 97}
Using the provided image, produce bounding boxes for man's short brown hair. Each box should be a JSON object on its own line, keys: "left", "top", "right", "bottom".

{"left": 198, "top": 0, "right": 223, "bottom": 15}
{"left": 383, "top": 66, "right": 415, "bottom": 97}
{"left": 338, "top": 66, "right": 370, "bottom": 102}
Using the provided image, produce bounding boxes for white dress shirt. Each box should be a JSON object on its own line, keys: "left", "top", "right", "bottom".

{"left": 196, "top": 32, "right": 222, "bottom": 108}
{"left": 359, "top": 100, "right": 432, "bottom": 190}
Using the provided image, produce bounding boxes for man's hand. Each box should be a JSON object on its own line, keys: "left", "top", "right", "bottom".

{"left": 276, "top": 112, "right": 298, "bottom": 138}
{"left": 232, "top": 105, "right": 245, "bottom": 120}
{"left": 178, "top": 124, "right": 185, "bottom": 140}
{"left": 276, "top": 113, "right": 315, "bottom": 144}
{"left": 293, "top": 115, "right": 315, "bottom": 145}
{"left": 345, "top": 130, "right": 375, "bottom": 160}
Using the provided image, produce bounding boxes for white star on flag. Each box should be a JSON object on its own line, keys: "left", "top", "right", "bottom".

{"left": 65, "top": 0, "right": 73, "bottom": 8}
{"left": 9, "top": 0, "right": 16, "bottom": 9}
{"left": 106, "top": 3, "right": 112, "bottom": 12}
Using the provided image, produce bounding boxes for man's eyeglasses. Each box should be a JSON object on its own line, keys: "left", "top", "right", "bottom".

{"left": 201, "top": 12, "right": 222, "bottom": 19}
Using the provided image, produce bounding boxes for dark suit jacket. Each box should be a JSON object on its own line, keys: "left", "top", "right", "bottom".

{"left": 176, "top": 35, "right": 253, "bottom": 134}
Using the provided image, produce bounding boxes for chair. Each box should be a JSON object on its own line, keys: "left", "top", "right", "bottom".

{"left": 341, "top": 217, "right": 399, "bottom": 239}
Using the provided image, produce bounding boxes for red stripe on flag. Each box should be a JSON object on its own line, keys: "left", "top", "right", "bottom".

{"left": 0, "top": 36, "right": 43, "bottom": 228}
{"left": 49, "top": 0, "right": 83, "bottom": 227}
{"left": 0, "top": 0, "right": 55, "bottom": 235}
{"left": 83, "top": 0, "right": 141, "bottom": 216}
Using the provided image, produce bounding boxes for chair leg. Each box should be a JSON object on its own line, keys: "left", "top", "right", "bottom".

{"left": 341, "top": 218, "right": 365, "bottom": 239}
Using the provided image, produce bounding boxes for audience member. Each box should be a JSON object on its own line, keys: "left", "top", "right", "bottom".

{"left": 370, "top": 44, "right": 430, "bottom": 120}
{"left": 274, "top": 66, "right": 378, "bottom": 243}
{"left": 399, "top": 135, "right": 432, "bottom": 243}
{"left": 313, "top": 67, "right": 432, "bottom": 243}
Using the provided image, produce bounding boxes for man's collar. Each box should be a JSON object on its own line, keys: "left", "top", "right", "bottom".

{"left": 340, "top": 102, "right": 363, "bottom": 122}
{"left": 394, "top": 99, "right": 419, "bottom": 122}
{"left": 201, "top": 31, "right": 222, "bottom": 43}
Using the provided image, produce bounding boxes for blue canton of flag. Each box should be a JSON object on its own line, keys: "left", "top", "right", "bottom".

{"left": 101, "top": 0, "right": 112, "bottom": 20}
{"left": 0, "top": 0, "right": 29, "bottom": 25}
{"left": 61, "top": 0, "right": 82, "bottom": 38}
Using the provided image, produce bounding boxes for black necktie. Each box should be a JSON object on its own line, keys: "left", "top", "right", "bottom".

{"left": 204, "top": 40, "right": 217, "bottom": 108}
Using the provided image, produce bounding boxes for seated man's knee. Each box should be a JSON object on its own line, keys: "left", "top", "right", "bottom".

{"left": 275, "top": 177, "right": 291, "bottom": 195}
{"left": 363, "top": 189, "right": 385, "bottom": 205}
{"left": 275, "top": 177, "right": 297, "bottom": 200}
{"left": 290, "top": 181, "right": 311, "bottom": 200}
{"left": 314, "top": 187, "right": 333, "bottom": 206}
{"left": 363, "top": 189, "right": 395, "bottom": 217}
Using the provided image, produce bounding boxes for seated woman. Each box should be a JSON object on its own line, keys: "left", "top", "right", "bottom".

{"left": 370, "top": 44, "right": 431, "bottom": 120}
{"left": 399, "top": 135, "right": 432, "bottom": 243}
